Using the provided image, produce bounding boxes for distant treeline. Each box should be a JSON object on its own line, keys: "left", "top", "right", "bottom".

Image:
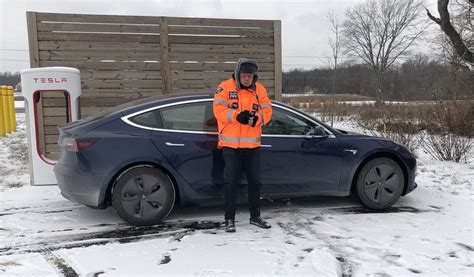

{"left": 283, "top": 56, "right": 472, "bottom": 101}
{"left": 0, "top": 72, "right": 20, "bottom": 88}
{"left": 2, "top": 56, "right": 471, "bottom": 101}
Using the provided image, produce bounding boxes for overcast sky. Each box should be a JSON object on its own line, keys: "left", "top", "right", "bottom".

{"left": 0, "top": 0, "right": 437, "bottom": 73}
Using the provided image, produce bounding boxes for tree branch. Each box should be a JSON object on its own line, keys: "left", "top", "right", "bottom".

{"left": 426, "top": 8, "right": 441, "bottom": 24}
{"left": 427, "top": 0, "right": 473, "bottom": 63}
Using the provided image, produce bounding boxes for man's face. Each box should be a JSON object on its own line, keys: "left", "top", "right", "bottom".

{"left": 239, "top": 72, "right": 254, "bottom": 87}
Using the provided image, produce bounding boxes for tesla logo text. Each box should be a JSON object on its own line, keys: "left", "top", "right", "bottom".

{"left": 33, "top": 77, "right": 68, "bottom": 84}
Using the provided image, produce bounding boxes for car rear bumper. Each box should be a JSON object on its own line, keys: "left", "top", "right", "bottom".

{"left": 54, "top": 163, "right": 104, "bottom": 207}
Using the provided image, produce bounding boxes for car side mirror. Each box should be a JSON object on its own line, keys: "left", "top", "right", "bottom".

{"left": 310, "top": 126, "right": 328, "bottom": 137}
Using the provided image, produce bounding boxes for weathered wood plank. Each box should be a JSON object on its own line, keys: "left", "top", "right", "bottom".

{"left": 44, "top": 105, "right": 139, "bottom": 117}
{"left": 170, "top": 62, "right": 274, "bottom": 71}
{"left": 43, "top": 107, "right": 71, "bottom": 117}
{"left": 168, "top": 26, "right": 273, "bottom": 37}
{"left": 169, "top": 88, "right": 217, "bottom": 94}
{"left": 44, "top": 126, "right": 59, "bottom": 136}
{"left": 81, "top": 89, "right": 162, "bottom": 98}
{"left": 172, "top": 70, "right": 274, "bottom": 80}
{"left": 167, "top": 17, "right": 274, "bottom": 28}
{"left": 41, "top": 61, "right": 162, "bottom": 71}
{"left": 45, "top": 135, "right": 60, "bottom": 144}
{"left": 44, "top": 142, "right": 59, "bottom": 150}
{"left": 80, "top": 107, "right": 120, "bottom": 118}
{"left": 39, "top": 41, "right": 160, "bottom": 51}
{"left": 42, "top": 97, "right": 69, "bottom": 107}
{"left": 39, "top": 50, "right": 161, "bottom": 61}
{"left": 44, "top": 116, "right": 69, "bottom": 125}
{"left": 80, "top": 70, "right": 162, "bottom": 80}
{"left": 273, "top": 20, "right": 282, "bottom": 101}
{"left": 27, "top": 12, "right": 40, "bottom": 68}
{"left": 36, "top": 12, "right": 160, "bottom": 24}
{"left": 38, "top": 32, "right": 160, "bottom": 43}
{"left": 37, "top": 22, "right": 160, "bottom": 33}
{"left": 79, "top": 97, "right": 140, "bottom": 107}
{"left": 174, "top": 79, "right": 275, "bottom": 89}
{"left": 168, "top": 36, "right": 273, "bottom": 45}
{"left": 170, "top": 43, "right": 274, "bottom": 54}
{"left": 169, "top": 53, "right": 274, "bottom": 63}
{"left": 81, "top": 79, "right": 162, "bottom": 89}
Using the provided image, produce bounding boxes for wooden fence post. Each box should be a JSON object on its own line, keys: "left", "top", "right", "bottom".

{"left": 26, "top": 12, "right": 40, "bottom": 68}
{"left": 159, "top": 17, "right": 172, "bottom": 94}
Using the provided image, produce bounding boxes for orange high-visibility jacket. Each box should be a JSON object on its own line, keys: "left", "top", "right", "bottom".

{"left": 213, "top": 77, "right": 272, "bottom": 149}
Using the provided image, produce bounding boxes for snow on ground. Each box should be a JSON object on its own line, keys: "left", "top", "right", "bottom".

{"left": 14, "top": 101, "right": 24, "bottom": 109}
{"left": 0, "top": 113, "right": 473, "bottom": 276}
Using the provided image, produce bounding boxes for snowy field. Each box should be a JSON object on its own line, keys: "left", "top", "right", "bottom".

{"left": 0, "top": 113, "right": 473, "bottom": 276}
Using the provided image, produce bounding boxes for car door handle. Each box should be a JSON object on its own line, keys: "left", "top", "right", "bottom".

{"left": 261, "top": 144, "right": 272, "bottom": 148}
{"left": 344, "top": 149, "right": 358, "bottom": 155}
{"left": 165, "top": 142, "right": 185, "bottom": 147}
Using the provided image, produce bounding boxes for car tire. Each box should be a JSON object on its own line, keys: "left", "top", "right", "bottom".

{"left": 112, "top": 167, "right": 175, "bottom": 225}
{"left": 355, "top": 157, "right": 404, "bottom": 210}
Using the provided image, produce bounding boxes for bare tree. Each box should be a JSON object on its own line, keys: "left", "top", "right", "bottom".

{"left": 426, "top": 0, "right": 473, "bottom": 64}
{"left": 342, "top": 0, "right": 427, "bottom": 101}
{"left": 327, "top": 11, "right": 343, "bottom": 126}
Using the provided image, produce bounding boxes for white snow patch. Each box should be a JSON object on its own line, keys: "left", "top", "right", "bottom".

{"left": 0, "top": 112, "right": 473, "bottom": 276}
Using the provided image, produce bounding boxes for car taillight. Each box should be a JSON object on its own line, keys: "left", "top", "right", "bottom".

{"left": 66, "top": 138, "right": 98, "bottom": 152}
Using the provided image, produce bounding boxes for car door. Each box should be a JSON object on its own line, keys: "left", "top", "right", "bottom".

{"left": 260, "top": 105, "right": 343, "bottom": 196}
{"left": 144, "top": 99, "right": 224, "bottom": 196}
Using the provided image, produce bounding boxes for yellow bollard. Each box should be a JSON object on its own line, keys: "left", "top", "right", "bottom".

{"left": 1, "top": 85, "right": 11, "bottom": 134}
{"left": 0, "top": 86, "right": 5, "bottom": 137}
{"left": 8, "top": 86, "right": 16, "bottom": 133}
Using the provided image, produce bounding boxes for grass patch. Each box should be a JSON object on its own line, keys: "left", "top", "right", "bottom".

{"left": 7, "top": 181, "right": 26, "bottom": 189}
{"left": 0, "top": 261, "right": 21, "bottom": 267}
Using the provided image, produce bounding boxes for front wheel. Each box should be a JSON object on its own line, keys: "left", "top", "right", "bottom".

{"left": 355, "top": 158, "right": 405, "bottom": 210}
{"left": 112, "top": 167, "right": 175, "bottom": 225}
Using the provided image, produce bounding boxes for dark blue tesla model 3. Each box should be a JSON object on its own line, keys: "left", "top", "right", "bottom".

{"left": 54, "top": 93, "right": 417, "bottom": 225}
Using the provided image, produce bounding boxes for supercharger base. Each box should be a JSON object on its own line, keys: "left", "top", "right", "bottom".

{"left": 20, "top": 67, "right": 81, "bottom": 186}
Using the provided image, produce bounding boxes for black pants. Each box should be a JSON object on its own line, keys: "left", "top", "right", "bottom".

{"left": 222, "top": 147, "right": 261, "bottom": 220}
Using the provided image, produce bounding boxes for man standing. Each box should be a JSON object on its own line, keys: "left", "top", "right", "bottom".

{"left": 213, "top": 58, "right": 273, "bottom": 233}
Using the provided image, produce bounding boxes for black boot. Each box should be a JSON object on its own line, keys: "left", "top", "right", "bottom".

{"left": 250, "top": 216, "right": 271, "bottom": 229}
{"left": 225, "top": 219, "right": 236, "bottom": 232}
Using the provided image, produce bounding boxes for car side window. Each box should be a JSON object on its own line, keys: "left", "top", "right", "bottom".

{"left": 263, "top": 107, "right": 317, "bottom": 135}
{"left": 160, "top": 101, "right": 217, "bottom": 132}
{"left": 129, "top": 109, "right": 163, "bottom": 128}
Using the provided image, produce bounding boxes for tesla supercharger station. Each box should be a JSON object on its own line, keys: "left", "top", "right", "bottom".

{"left": 20, "top": 67, "right": 81, "bottom": 185}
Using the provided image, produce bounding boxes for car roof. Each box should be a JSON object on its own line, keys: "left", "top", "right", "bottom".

{"left": 118, "top": 92, "right": 293, "bottom": 115}
{"left": 89, "top": 91, "right": 293, "bottom": 124}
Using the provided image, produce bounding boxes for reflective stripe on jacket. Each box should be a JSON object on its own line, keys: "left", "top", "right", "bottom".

{"left": 213, "top": 77, "right": 272, "bottom": 149}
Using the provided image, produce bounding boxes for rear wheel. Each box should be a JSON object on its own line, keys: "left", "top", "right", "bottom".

{"left": 355, "top": 158, "right": 404, "bottom": 210}
{"left": 112, "top": 167, "right": 175, "bottom": 225}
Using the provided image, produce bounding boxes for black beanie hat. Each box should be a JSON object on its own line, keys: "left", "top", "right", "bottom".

{"left": 240, "top": 62, "right": 258, "bottom": 74}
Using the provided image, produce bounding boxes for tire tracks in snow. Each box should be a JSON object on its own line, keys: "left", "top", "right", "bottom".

{"left": 0, "top": 220, "right": 222, "bottom": 256}
{"left": 274, "top": 209, "right": 356, "bottom": 276}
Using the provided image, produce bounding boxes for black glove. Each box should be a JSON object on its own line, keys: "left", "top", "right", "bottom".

{"left": 248, "top": 113, "right": 259, "bottom": 127}
{"left": 236, "top": 110, "right": 251, "bottom": 125}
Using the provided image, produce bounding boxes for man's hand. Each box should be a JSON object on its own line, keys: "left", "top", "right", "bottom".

{"left": 236, "top": 110, "right": 251, "bottom": 125}
{"left": 249, "top": 114, "right": 259, "bottom": 127}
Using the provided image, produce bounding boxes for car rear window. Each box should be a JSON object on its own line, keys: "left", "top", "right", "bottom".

{"left": 129, "top": 109, "right": 163, "bottom": 128}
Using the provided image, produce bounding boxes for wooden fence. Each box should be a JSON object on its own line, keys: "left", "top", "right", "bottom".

{"left": 26, "top": 12, "right": 281, "bottom": 159}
